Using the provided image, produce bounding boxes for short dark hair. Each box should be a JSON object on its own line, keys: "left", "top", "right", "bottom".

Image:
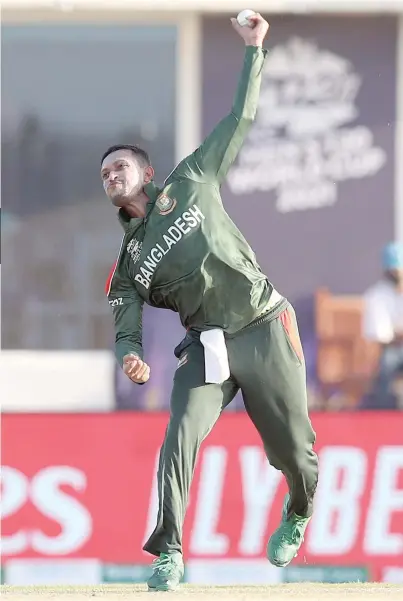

{"left": 101, "top": 144, "right": 150, "bottom": 166}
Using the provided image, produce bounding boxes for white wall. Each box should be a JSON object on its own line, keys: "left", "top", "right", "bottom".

{"left": 0, "top": 351, "right": 115, "bottom": 412}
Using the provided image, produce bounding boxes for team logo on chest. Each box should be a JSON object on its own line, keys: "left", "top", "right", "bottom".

{"left": 127, "top": 238, "right": 142, "bottom": 264}
{"left": 156, "top": 193, "right": 177, "bottom": 215}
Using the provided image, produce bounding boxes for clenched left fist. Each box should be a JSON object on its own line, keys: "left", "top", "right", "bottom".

{"left": 123, "top": 354, "right": 151, "bottom": 384}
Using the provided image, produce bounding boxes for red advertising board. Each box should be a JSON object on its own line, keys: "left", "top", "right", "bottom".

{"left": 1, "top": 413, "right": 403, "bottom": 581}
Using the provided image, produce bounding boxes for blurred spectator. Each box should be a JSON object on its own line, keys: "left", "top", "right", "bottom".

{"left": 362, "top": 242, "right": 403, "bottom": 409}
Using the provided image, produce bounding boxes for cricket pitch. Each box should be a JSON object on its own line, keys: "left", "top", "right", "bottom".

{"left": 1, "top": 584, "right": 403, "bottom": 601}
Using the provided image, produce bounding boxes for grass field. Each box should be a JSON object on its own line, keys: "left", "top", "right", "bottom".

{"left": 1, "top": 584, "right": 403, "bottom": 600}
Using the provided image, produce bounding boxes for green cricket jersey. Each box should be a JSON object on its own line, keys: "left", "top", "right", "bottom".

{"left": 106, "top": 46, "right": 277, "bottom": 367}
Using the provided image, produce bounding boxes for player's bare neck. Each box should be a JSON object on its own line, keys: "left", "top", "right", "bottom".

{"left": 124, "top": 191, "right": 149, "bottom": 218}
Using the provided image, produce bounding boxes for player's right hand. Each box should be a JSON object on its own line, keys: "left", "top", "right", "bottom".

{"left": 231, "top": 13, "right": 269, "bottom": 48}
{"left": 123, "top": 354, "right": 150, "bottom": 384}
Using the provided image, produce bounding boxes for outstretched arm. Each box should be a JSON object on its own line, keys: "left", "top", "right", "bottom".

{"left": 169, "top": 13, "right": 269, "bottom": 186}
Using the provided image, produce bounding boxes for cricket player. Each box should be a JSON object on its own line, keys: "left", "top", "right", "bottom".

{"left": 101, "top": 14, "right": 318, "bottom": 592}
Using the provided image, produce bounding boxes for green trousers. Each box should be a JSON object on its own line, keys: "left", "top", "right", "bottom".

{"left": 143, "top": 302, "right": 318, "bottom": 557}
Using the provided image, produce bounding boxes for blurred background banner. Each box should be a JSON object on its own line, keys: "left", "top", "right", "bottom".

{"left": 202, "top": 14, "right": 397, "bottom": 410}
{"left": 2, "top": 412, "right": 403, "bottom": 583}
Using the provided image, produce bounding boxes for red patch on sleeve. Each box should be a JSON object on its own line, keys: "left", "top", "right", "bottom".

{"left": 105, "top": 261, "right": 118, "bottom": 296}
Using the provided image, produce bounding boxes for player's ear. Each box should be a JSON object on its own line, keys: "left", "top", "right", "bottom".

{"left": 144, "top": 165, "right": 154, "bottom": 183}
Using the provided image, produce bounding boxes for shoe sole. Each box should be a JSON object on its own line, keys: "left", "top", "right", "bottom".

{"left": 267, "top": 547, "right": 299, "bottom": 568}
{"left": 148, "top": 585, "right": 179, "bottom": 592}
{"left": 268, "top": 553, "right": 297, "bottom": 568}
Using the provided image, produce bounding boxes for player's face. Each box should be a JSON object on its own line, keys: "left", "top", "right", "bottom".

{"left": 101, "top": 149, "right": 144, "bottom": 207}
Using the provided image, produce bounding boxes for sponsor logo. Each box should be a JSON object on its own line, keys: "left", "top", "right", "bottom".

{"left": 1, "top": 465, "right": 92, "bottom": 556}
{"left": 156, "top": 194, "right": 177, "bottom": 215}
{"left": 135, "top": 204, "right": 205, "bottom": 290}
{"left": 2, "top": 412, "right": 402, "bottom": 584}
{"left": 127, "top": 239, "right": 142, "bottom": 264}
{"left": 108, "top": 298, "right": 123, "bottom": 307}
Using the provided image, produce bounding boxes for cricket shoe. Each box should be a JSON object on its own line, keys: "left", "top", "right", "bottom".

{"left": 147, "top": 552, "right": 184, "bottom": 592}
{"left": 267, "top": 494, "right": 311, "bottom": 567}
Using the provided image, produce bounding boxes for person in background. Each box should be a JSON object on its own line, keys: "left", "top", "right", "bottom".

{"left": 362, "top": 242, "right": 403, "bottom": 408}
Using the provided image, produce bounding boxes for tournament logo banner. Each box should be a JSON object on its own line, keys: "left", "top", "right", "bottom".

{"left": 201, "top": 15, "right": 396, "bottom": 299}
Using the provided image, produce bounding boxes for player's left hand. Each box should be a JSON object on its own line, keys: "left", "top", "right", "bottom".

{"left": 123, "top": 353, "right": 151, "bottom": 384}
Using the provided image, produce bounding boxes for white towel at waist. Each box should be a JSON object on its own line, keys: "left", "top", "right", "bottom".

{"left": 200, "top": 289, "right": 283, "bottom": 384}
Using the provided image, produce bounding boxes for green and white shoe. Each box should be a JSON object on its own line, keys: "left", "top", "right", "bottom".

{"left": 147, "top": 552, "right": 184, "bottom": 592}
{"left": 267, "top": 494, "right": 311, "bottom": 568}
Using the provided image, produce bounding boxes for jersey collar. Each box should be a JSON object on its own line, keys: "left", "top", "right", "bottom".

{"left": 117, "top": 181, "right": 162, "bottom": 232}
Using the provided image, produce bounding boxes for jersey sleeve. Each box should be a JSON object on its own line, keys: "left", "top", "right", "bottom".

{"left": 106, "top": 259, "right": 144, "bottom": 368}
{"left": 170, "top": 46, "right": 267, "bottom": 186}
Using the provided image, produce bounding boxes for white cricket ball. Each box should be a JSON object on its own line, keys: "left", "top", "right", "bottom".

{"left": 236, "top": 9, "right": 256, "bottom": 28}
